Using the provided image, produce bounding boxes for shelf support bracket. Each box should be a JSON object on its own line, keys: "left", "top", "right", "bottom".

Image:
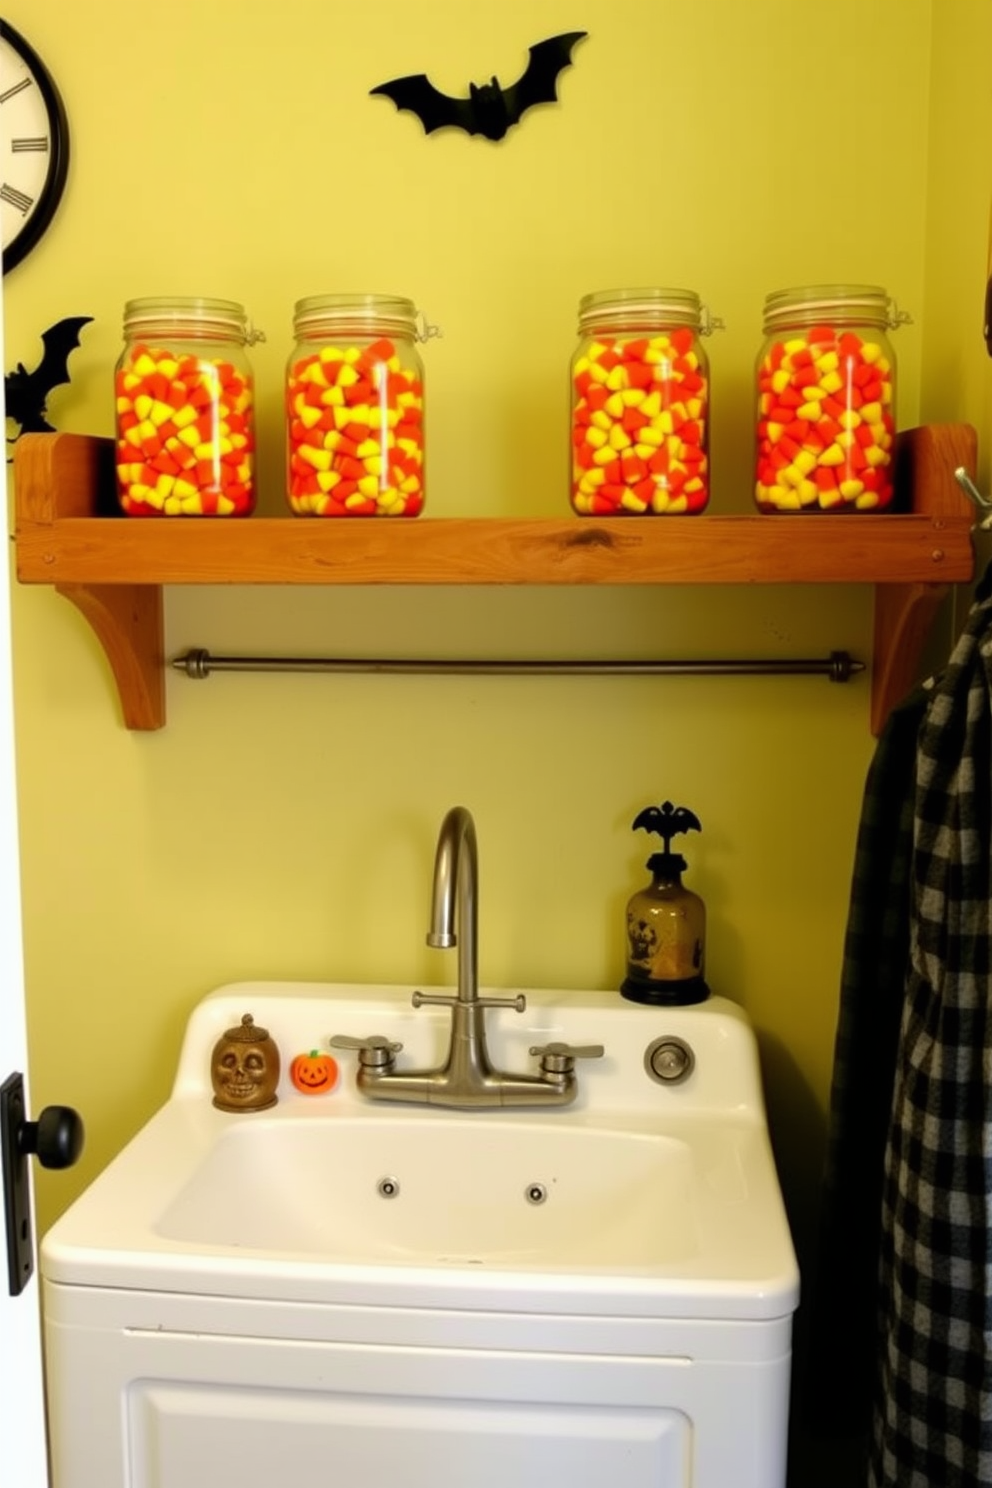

{"left": 54, "top": 582, "right": 165, "bottom": 731}
{"left": 868, "top": 423, "right": 978, "bottom": 735}
{"left": 871, "top": 581, "right": 947, "bottom": 736}
{"left": 11, "top": 432, "right": 166, "bottom": 729}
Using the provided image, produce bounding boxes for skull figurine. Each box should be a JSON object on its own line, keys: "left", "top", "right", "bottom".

{"left": 210, "top": 1013, "right": 280, "bottom": 1112}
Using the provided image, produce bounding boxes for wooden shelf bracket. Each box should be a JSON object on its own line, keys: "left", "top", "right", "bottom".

{"left": 870, "top": 422, "right": 978, "bottom": 733}
{"left": 55, "top": 582, "right": 165, "bottom": 731}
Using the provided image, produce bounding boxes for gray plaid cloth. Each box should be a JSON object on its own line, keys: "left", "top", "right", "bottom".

{"left": 816, "top": 569, "right": 992, "bottom": 1487}
{"left": 871, "top": 570, "right": 992, "bottom": 1487}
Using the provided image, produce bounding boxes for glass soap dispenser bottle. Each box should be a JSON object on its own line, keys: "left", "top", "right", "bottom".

{"left": 621, "top": 800, "right": 709, "bottom": 1006}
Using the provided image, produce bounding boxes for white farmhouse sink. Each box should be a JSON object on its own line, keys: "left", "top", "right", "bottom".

{"left": 42, "top": 982, "right": 797, "bottom": 1316}
{"left": 40, "top": 984, "right": 800, "bottom": 1488}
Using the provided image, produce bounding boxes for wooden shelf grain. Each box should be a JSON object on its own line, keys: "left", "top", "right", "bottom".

{"left": 13, "top": 508, "right": 973, "bottom": 588}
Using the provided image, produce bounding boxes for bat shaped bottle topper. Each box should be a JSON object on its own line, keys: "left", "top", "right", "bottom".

{"left": 5, "top": 316, "right": 92, "bottom": 443}
{"left": 624, "top": 799, "right": 708, "bottom": 1005}
{"left": 371, "top": 31, "right": 588, "bottom": 141}
{"left": 632, "top": 800, "right": 702, "bottom": 868}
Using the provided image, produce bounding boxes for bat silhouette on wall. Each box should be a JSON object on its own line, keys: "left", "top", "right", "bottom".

{"left": 5, "top": 316, "right": 92, "bottom": 442}
{"left": 371, "top": 31, "right": 588, "bottom": 141}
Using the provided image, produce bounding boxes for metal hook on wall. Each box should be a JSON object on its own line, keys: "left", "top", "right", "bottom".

{"left": 954, "top": 466, "right": 992, "bottom": 529}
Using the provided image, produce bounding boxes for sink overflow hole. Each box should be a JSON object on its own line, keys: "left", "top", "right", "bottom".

{"left": 525, "top": 1183, "right": 547, "bottom": 1205}
{"left": 377, "top": 1176, "right": 400, "bottom": 1198}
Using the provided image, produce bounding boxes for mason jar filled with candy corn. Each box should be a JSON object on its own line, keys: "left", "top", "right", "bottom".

{"left": 570, "top": 287, "right": 719, "bottom": 516}
{"left": 754, "top": 284, "right": 909, "bottom": 513}
{"left": 286, "top": 294, "right": 426, "bottom": 517}
{"left": 114, "top": 297, "right": 258, "bottom": 517}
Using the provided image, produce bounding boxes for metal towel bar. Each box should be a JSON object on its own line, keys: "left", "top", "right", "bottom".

{"left": 173, "top": 648, "right": 863, "bottom": 683}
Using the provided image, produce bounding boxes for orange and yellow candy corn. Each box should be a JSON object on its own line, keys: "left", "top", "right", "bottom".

{"left": 571, "top": 328, "right": 709, "bottom": 515}
{"left": 286, "top": 336, "right": 424, "bottom": 517}
{"left": 755, "top": 328, "right": 895, "bottom": 512}
{"left": 115, "top": 345, "right": 255, "bottom": 516}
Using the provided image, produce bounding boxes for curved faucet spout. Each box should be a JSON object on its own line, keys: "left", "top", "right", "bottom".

{"left": 426, "top": 805, "right": 478, "bottom": 1004}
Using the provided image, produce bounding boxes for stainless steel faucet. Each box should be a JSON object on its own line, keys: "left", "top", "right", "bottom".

{"left": 330, "top": 806, "right": 603, "bottom": 1108}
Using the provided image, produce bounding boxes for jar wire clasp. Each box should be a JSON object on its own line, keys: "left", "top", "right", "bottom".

{"left": 699, "top": 306, "right": 725, "bottom": 336}
{"left": 416, "top": 311, "right": 442, "bottom": 343}
{"left": 887, "top": 300, "right": 913, "bottom": 331}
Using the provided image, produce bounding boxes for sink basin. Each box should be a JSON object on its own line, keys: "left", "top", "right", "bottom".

{"left": 156, "top": 1115, "right": 698, "bottom": 1266}
{"left": 42, "top": 982, "right": 798, "bottom": 1319}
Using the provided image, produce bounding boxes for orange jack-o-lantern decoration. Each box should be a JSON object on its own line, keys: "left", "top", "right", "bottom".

{"left": 289, "top": 1049, "right": 339, "bottom": 1095}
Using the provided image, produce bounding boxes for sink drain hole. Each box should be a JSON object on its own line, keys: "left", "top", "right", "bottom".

{"left": 377, "top": 1176, "right": 400, "bottom": 1198}
{"left": 525, "top": 1183, "right": 547, "bottom": 1205}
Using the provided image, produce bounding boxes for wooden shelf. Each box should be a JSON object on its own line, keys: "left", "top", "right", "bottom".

{"left": 12, "top": 424, "right": 978, "bottom": 733}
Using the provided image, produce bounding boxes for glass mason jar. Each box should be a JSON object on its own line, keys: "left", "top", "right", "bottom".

{"left": 754, "top": 284, "right": 907, "bottom": 513}
{"left": 570, "top": 287, "right": 718, "bottom": 516}
{"left": 114, "top": 297, "right": 258, "bottom": 517}
{"left": 286, "top": 294, "right": 426, "bottom": 516}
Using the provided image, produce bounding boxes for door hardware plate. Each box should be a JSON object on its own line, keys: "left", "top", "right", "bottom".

{"left": 1, "top": 1072, "right": 34, "bottom": 1296}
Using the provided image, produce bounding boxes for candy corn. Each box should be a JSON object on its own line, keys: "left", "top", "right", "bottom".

{"left": 571, "top": 329, "right": 709, "bottom": 515}
{"left": 286, "top": 337, "right": 424, "bottom": 516}
{"left": 115, "top": 345, "right": 255, "bottom": 516}
{"left": 755, "top": 328, "right": 895, "bottom": 512}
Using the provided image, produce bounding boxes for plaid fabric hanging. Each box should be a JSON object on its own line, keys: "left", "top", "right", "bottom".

{"left": 809, "top": 685, "right": 925, "bottom": 1444}
{"left": 871, "top": 571, "right": 992, "bottom": 1487}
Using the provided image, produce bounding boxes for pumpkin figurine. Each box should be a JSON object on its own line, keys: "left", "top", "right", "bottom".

{"left": 290, "top": 1048, "right": 339, "bottom": 1096}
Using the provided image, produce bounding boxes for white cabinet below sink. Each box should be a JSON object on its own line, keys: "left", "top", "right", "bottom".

{"left": 43, "top": 1282, "right": 791, "bottom": 1488}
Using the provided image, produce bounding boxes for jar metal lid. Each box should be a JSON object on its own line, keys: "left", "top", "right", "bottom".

{"left": 122, "top": 295, "right": 253, "bottom": 342}
{"left": 762, "top": 283, "right": 909, "bottom": 333}
{"left": 578, "top": 287, "right": 722, "bottom": 336}
{"left": 293, "top": 292, "right": 420, "bottom": 341}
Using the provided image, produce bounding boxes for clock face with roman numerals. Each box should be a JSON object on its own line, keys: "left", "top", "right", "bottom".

{"left": 0, "top": 19, "right": 69, "bottom": 273}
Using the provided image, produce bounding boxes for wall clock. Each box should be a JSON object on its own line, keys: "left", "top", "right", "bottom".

{"left": 0, "top": 19, "right": 69, "bottom": 274}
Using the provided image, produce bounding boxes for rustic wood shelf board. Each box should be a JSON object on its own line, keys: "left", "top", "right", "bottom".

{"left": 11, "top": 424, "right": 978, "bottom": 732}
{"left": 12, "top": 509, "right": 974, "bottom": 587}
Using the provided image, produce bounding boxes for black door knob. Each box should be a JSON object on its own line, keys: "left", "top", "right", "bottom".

{"left": 2, "top": 1072, "right": 86, "bottom": 1295}
{"left": 18, "top": 1104, "right": 84, "bottom": 1169}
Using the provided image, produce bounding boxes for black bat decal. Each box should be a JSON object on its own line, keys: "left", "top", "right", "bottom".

{"left": 5, "top": 316, "right": 93, "bottom": 441}
{"left": 371, "top": 31, "right": 588, "bottom": 141}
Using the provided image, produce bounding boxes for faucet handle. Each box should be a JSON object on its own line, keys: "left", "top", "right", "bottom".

{"left": 328, "top": 1034, "right": 403, "bottom": 1069}
{"left": 410, "top": 990, "right": 457, "bottom": 1009}
{"left": 529, "top": 1041, "right": 605, "bottom": 1073}
{"left": 475, "top": 993, "right": 526, "bottom": 1013}
{"left": 411, "top": 991, "right": 527, "bottom": 1013}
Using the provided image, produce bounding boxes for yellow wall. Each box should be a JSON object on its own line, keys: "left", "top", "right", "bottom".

{"left": 3, "top": 0, "right": 989, "bottom": 1324}
{"left": 922, "top": 0, "right": 992, "bottom": 460}
{"left": 921, "top": 0, "right": 992, "bottom": 632}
